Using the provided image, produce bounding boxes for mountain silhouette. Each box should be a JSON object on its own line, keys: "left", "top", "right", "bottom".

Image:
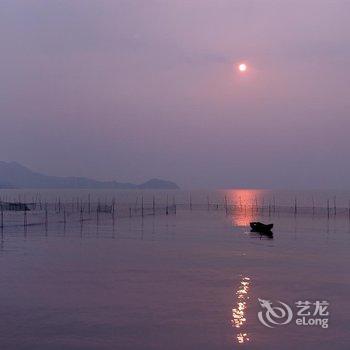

{"left": 0, "top": 161, "right": 179, "bottom": 190}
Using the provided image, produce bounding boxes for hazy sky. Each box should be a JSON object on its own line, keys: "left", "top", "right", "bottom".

{"left": 1, "top": 0, "right": 350, "bottom": 188}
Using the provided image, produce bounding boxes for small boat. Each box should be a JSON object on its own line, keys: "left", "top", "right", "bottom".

{"left": 250, "top": 222, "right": 273, "bottom": 233}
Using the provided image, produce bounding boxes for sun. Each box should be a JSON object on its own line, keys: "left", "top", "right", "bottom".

{"left": 238, "top": 63, "right": 247, "bottom": 72}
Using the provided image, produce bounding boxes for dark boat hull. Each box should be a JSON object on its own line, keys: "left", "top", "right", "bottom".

{"left": 250, "top": 222, "right": 273, "bottom": 233}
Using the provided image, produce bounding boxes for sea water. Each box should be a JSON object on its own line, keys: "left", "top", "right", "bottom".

{"left": 0, "top": 189, "right": 349, "bottom": 349}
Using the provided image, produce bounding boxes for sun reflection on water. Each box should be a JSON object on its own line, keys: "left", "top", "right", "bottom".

{"left": 231, "top": 276, "right": 251, "bottom": 344}
{"left": 225, "top": 189, "right": 264, "bottom": 226}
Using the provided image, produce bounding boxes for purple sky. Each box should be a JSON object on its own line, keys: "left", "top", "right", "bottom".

{"left": 1, "top": 0, "right": 350, "bottom": 188}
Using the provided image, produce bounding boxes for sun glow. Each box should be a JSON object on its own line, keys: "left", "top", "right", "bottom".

{"left": 238, "top": 63, "right": 247, "bottom": 72}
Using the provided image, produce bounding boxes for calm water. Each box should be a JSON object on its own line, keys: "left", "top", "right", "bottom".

{"left": 0, "top": 189, "right": 349, "bottom": 349}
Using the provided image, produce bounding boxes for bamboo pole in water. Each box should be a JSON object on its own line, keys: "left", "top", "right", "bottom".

{"left": 45, "top": 203, "right": 48, "bottom": 227}
{"left": 112, "top": 206, "right": 115, "bottom": 227}
{"left": 63, "top": 206, "right": 67, "bottom": 225}
{"left": 80, "top": 207, "right": 83, "bottom": 224}
{"left": 261, "top": 197, "right": 265, "bottom": 214}
{"left": 141, "top": 196, "right": 144, "bottom": 217}
{"left": 0, "top": 204, "right": 3, "bottom": 229}
{"left": 327, "top": 199, "right": 330, "bottom": 219}
{"left": 23, "top": 209, "right": 27, "bottom": 227}
{"left": 112, "top": 198, "right": 116, "bottom": 225}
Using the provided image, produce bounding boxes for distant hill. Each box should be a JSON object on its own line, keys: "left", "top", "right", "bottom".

{"left": 0, "top": 161, "right": 179, "bottom": 190}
